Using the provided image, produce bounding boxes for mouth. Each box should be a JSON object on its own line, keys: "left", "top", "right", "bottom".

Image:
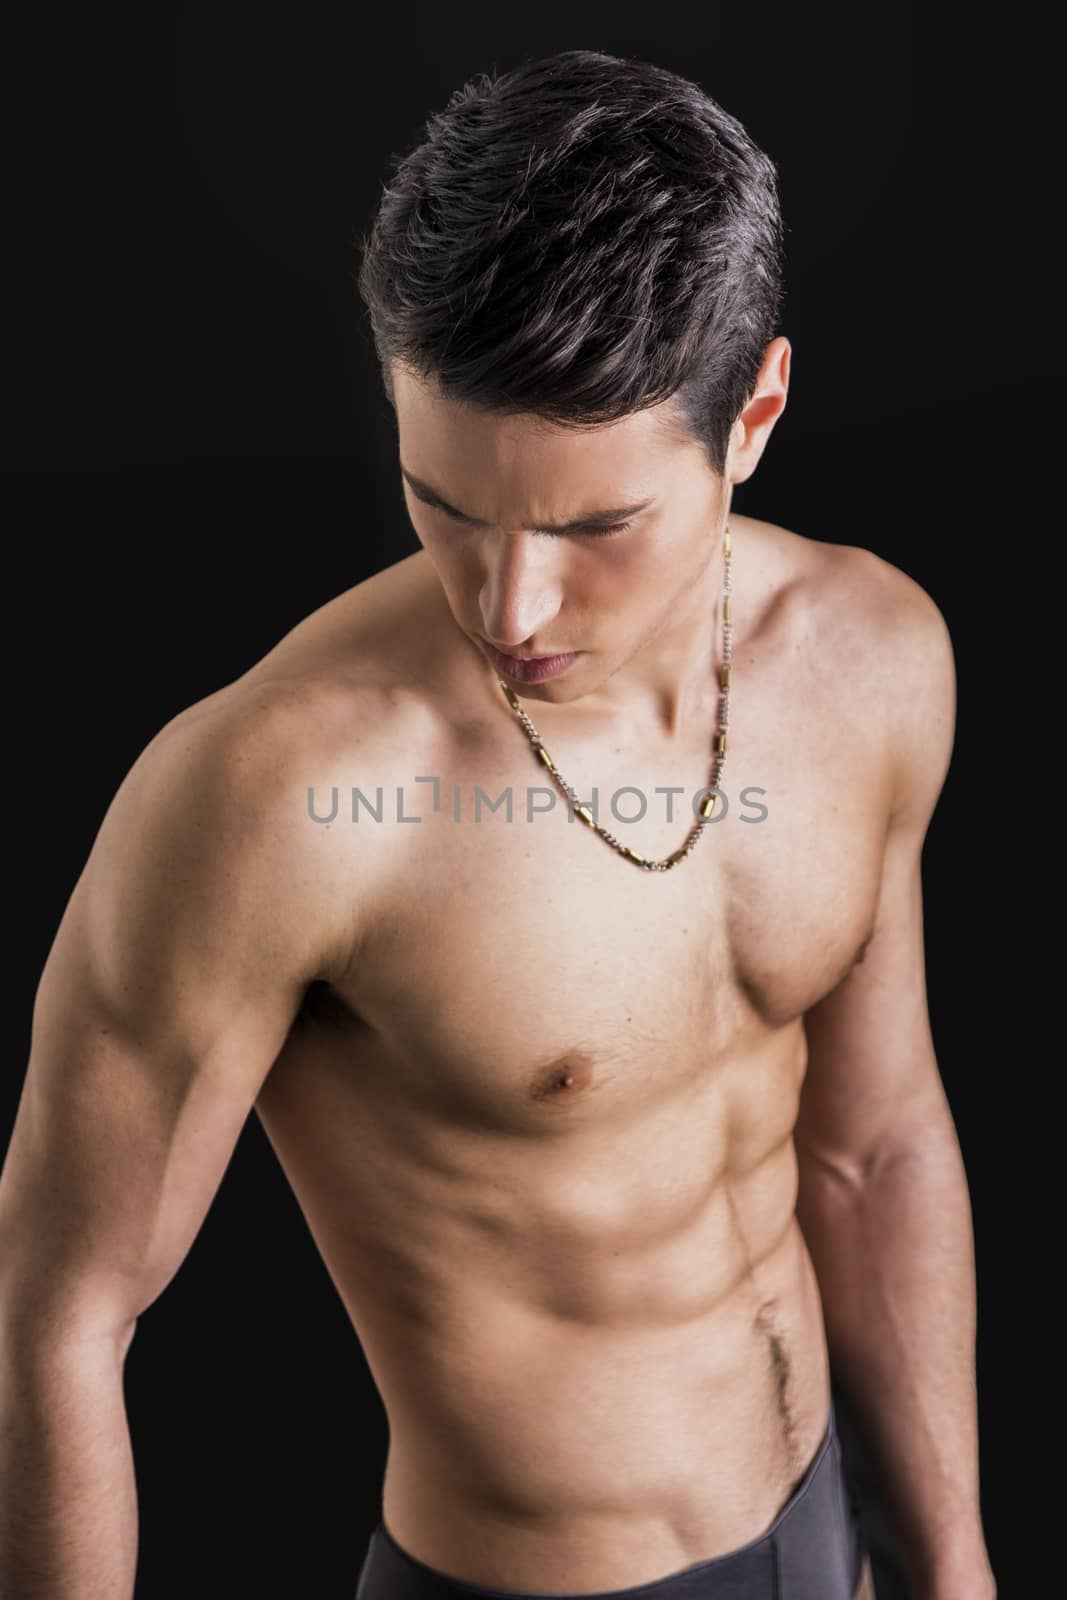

{"left": 478, "top": 638, "right": 583, "bottom": 683}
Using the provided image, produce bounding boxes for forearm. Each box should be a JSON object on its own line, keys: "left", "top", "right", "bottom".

{"left": 796, "top": 1110, "right": 994, "bottom": 1597}
{"left": 0, "top": 1323, "right": 138, "bottom": 1598}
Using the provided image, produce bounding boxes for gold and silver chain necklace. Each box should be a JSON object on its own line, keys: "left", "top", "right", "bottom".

{"left": 494, "top": 523, "right": 732, "bottom": 872}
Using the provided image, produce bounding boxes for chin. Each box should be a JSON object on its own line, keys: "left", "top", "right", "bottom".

{"left": 516, "top": 666, "right": 603, "bottom": 706}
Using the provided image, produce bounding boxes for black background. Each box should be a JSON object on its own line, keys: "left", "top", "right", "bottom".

{"left": 4, "top": 3, "right": 1056, "bottom": 1596}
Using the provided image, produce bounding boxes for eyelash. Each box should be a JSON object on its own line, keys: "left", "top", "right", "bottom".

{"left": 436, "top": 508, "right": 633, "bottom": 540}
{"left": 579, "top": 520, "right": 633, "bottom": 539}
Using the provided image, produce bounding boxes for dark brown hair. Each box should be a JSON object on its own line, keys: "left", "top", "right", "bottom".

{"left": 356, "top": 49, "right": 786, "bottom": 477}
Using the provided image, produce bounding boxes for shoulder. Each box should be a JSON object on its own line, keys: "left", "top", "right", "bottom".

{"left": 740, "top": 513, "right": 953, "bottom": 695}
{"left": 87, "top": 673, "right": 409, "bottom": 989}
{"left": 814, "top": 539, "right": 956, "bottom": 823}
{"left": 139, "top": 676, "right": 376, "bottom": 820}
{"left": 740, "top": 514, "right": 948, "bottom": 656}
{"left": 145, "top": 552, "right": 444, "bottom": 807}
{"left": 744, "top": 514, "right": 956, "bottom": 833}
{"left": 71, "top": 558, "right": 448, "bottom": 996}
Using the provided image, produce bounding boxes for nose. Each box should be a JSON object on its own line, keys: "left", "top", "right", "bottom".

{"left": 478, "top": 534, "right": 562, "bottom": 651}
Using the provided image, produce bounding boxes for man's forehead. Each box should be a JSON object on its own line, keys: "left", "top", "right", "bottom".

{"left": 391, "top": 361, "right": 685, "bottom": 448}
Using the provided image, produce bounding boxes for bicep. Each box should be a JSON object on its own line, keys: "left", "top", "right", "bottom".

{"left": 796, "top": 816, "right": 940, "bottom": 1182}
{"left": 795, "top": 568, "right": 958, "bottom": 1184}
{"left": 0, "top": 706, "right": 343, "bottom": 1350}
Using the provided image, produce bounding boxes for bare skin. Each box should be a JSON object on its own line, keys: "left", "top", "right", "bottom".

{"left": 7, "top": 347, "right": 961, "bottom": 1596}
{"left": 0, "top": 515, "right": 897, "bottom": 1600}
{"left": 231, "top": 518, "right": 886, "bottom": 1591}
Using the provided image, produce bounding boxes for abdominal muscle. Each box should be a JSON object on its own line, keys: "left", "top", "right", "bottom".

{"left": 377, "top": 1214, "right": 831, "bottom": 1590}
{"left": 258, "top": 1043, "right": 834, "bottom": 1593}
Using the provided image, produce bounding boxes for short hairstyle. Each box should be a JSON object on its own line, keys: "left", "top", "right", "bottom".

{"left": 356, "top": 49, "right": 786, "bottom": 477}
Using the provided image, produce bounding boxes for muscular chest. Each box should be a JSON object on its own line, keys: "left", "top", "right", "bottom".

{"left": 333, "top": 699, "right": 887, "bottom": 1132}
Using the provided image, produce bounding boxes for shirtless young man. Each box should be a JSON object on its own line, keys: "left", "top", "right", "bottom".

{"left": 0, "top": 48, "right": 994, "bottom": 1600}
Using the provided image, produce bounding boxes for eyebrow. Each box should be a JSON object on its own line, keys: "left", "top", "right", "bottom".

{"left": 400, "top": 465, "right": 654, "bottom": 533}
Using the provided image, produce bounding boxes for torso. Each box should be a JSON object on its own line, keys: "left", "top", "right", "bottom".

{"left": 230, "top": 515, "right": 893, "bottom": 1589}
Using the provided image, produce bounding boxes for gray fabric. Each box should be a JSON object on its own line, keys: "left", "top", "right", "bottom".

{"left": 355, "top": 1400, "right": 867, "bottom": 1598}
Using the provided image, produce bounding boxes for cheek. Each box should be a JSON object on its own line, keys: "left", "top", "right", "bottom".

{"left": 411, "top": 520, "right": 466, "bottom": 579}
{"left": 586, "top": 536, "right": 665, "bottom": 597}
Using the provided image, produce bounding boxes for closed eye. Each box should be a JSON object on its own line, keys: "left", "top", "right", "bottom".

{"left": 437, "top": 505, "right": 633, "bottom": 540}
{"left": 575, "top": 520, "right": 634, "bottom": 539}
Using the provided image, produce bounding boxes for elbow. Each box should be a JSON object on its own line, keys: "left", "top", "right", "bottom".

{"left": 1, "top": 1287, "right": 139, "bottom": 1370}
{"left": 795, "top": 1139, "right": 869, "bottom": 1196}
{"left": 796, "top": 1105, "right": 964, "bottom": 1200}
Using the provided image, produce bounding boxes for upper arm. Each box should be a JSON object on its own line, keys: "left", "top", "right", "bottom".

{"left": 0, "top": 690, "right": 360, "bottom": 1352}
{"left": 795, "top": 560, "right": 958, "bottom": 1186}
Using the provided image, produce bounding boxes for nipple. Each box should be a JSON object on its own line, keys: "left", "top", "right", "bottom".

{"left": 527, "top": 1054, "right": 593, "bottom": 1103}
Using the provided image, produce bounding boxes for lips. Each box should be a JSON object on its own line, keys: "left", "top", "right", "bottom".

{"left": 480, "top": 639, "right": 582, "bottom": 683}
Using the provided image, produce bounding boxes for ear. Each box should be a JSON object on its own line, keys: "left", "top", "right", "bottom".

{"left": 727, "top": 336, "right": 791, "bottom": 485}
